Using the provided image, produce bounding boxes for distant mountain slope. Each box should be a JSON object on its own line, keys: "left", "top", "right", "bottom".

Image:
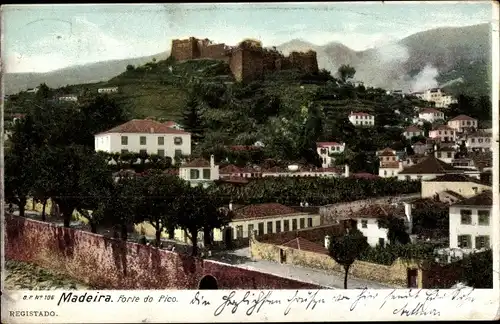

{"left": 4, "top": 23, "right": 490, "bottom": 96}
{"left": 4, "top": 52, "right": 169, "bottom": 95}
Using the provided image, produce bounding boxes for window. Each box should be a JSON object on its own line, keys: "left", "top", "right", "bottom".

{"left": 248, "top": 224, "right": 254, "bottom": 237}
{"left": 157, "top": 149, "right": 165, "bottom": 157}
{"left": 190, "top": 169, "right": 200, "bottom": 179}
{"left": 121, "top": 136, "right": 128, "bottom": 145}
{"left": 174, "top": 137, "right": 183, "bottom": 145}
{"left": 320, "top": 148, "right": 327, "bottom": 154}
{"left": 292, "top": 219, "right": 297, "bottom": 230}
{"left": 460, "top": 210, "right": 472, "bottom": 225}
{"left": 478, "top": 210, "right": 490, "bottom": 225}
{"left": 236, "top": 225, "right": 243, "bottom": 239}
{"left": 378, "top": 238, "right": 385, "bottom": 247}
{"left": 284, "top": 220, "right": 290, "bottom": 232}
{"left": 258, "top": 222, "right": 264, "bottom": 236}
{"left": 267, "top": 222, "right": 273, "bottom": 234}
{"left": 361, "top": 220, "right": 368, "bottom": 228}
{"left": 471, "top": 138, "right": 475, "bottom": 143}
{"left": 307, "top": 218, "right": 312, "bottom": 227}
{"left": 446, "top": 152, "right": 452, "bottom": 158}
{"left": 275, "top": 221, "right": 281, "bottom": 233}
{"left": 174, "top": 149, "right": 182, "bottom": 157}
{"left": 202, "top": 169, "right": 211, "bottom": 180}
{"left": 475, "top": 235, "right": 490, "bottom": 249}
{"left": 158, "top": 136, "right": 164, "bottom": 145}
{"left": 384, "top": 170, "right": 387, "bottom": 176}
{"left": 121, "top": 149, "right": 128, "bottom": 154}
{"left": 458, "top": 235, "right": 472, "bottom": 248}
{"left": 139, "top": 149, "right": 147, "bottom": 155}
{"left": 299, "top": 218, "right": 305, "bottom": 229}
{"left": 140, "top": 136, "right": 146, "bottom": 145}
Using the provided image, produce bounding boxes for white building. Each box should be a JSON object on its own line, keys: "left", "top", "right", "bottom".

{"left": 465, "top": 131, "right": 492, "bottom": 152}
{"left": 26, "top": 87, "right": 39, "bottom": 93}
{"left": 94, "top": 119, "right": 191, "bottom": 160}
{"left": 447, "top": 115, "right": 478, "bottom": 133}
{"left": 377, "top": 148, "right": 403, "bottom": 178}
{"left": 178, "top": 155, "right": 219, "bottom": 188}
{"left": 434, "top": 146, "right": 456, "bottom": 164}
{"left": 397, "top": 155, "right": 466, "bottom": 181}
{"left": 58, "top": 94, "right": 78, "bottom": 102}
{"left": 347, "top": 203, "right": 412, "bottom": 247}
{"left": 316, "top": 141, "right": 345, "bottom": 168}
{"left": 418, "top": 88, "right": 457, "bottom": 108}
{"left": 448, "top": 191, "right": 492, "bottom": 255}
{"left": 98, "top": 87, "right": 119, "bottom": 94}
{"left": 418, "top": 108, "right": 445, "bottom": 123}
{"left": 402, "top": 125, "right": 424, "bottom": 140}
{"left": 348, "top": 112, "right": 375, "bottom": 127}
{"left": 429, "top": 125, "right": 456, "bottom": 143}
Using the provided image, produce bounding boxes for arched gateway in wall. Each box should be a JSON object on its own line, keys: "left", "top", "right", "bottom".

{"left": 198, "top": 275, "right": 218, "bottom": 289}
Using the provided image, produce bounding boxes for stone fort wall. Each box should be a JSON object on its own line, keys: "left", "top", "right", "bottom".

{"left": 4, "top": 215, "right": 323, "bottom": 290}
{"left": 170, "top": 37, "right": 319, "bottom": 82}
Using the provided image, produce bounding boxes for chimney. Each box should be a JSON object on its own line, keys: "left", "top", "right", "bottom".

{"left": 150, "top": 127, "right": 154, "bottom": 134}
{"left": 344, "top": 164, "right": 350, "bottom": 178}
{"left": 210, "top": 154, "right": 215, "bottom": 168}
{"left": 403, "top": 202, "right": 412, "bottom": 234}
{"left": 324, "top": 235, "right": 332, "bottom": 249}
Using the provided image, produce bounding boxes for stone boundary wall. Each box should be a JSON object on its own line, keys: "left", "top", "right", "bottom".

{"left": 4, "top": 216, "right": 324, "bottom": 290}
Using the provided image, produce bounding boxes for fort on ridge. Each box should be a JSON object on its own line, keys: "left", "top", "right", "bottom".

{"left": 171, "top": 37, "right": 319, "bottom": 82}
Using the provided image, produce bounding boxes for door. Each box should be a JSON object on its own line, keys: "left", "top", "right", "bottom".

{"left": 279, "top": 249, "right": 286, "bottom": 264}
{"left": 407, "top": 269, "right": 418, "bottom": 288}
{"left": 224, "top": 227, "right": 233, "bottom": 249}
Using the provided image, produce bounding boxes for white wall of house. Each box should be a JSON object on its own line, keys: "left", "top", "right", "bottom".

{"left": 418, "top": 111, "right": 444, "bottom": 123}
{"left": 179, "top": 157, "right": 219, "bottom": 188}
{"left": 429, "top": 129, "right": 456, "bottom": 142}
{"left": 317, "top": 143, "right": 345, "bottom": 168}
{"left": 448, "top": 119, "right": 478, "bottom": 133}
{"left": 98, "top": 87, "right": 119, "bottom": 93}
{"left": 449, "top": 206, "right": 492, "bottom": 252}
{"left": 378, "top": 166, "right": 402, "bottom": 178}
{"left": 94, "top": 132, "right": 191, "bottom": 159}
{"left": 348, "top": 114, "right": 375, "bottom": 126}
{"left": 466, "top": 136, "right": 492, "bottom": 152}
{"left": 434, "top": 151, "right": 455, "bottom": 164}
{"left": 403, "top": 130, "right": 424, "bottom": 139}
{"left": 397, "top": 173, "right": 442, "bottom": 181}
{"left": 356, "top": 218, "right": 389, "bottom": 247}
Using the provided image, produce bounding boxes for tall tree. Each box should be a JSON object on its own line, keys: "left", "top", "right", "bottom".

{"left": 182, "top": 93, "right": 205, "bottom": 144}
{"left": 337, "top": 64, "right": 356, "bottom": 83}
{"left": 328, "top": 228, "right": 369, "bottom": 289}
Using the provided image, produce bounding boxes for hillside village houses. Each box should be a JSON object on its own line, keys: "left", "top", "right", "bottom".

{"left": 57, "top": 94, "right": 78, "bottom": 102}
{"left": 402, "top": 125, "right": 424, "bottom": 140}
{"left": 377, "top": 148, "right": 403, "bottom": 178}
{"left": 417, "top": 108, "right": 445, "bottom": 123}
{"left": 414, "top": 88, "right": 457, "bottom": 108}
{"left": 465, "top": 131, "right": 492, "bottom": 152}
{"left": 94, "top": 119, "right": 192, "bottom": 160}
{"left": 447, "top": 115, "right": 478, "bottom": 133}
{"left": 348, "top": 111, "right": 375, "bottom": 126}
{"left": 98, "top": 86, "right": 119, "bottom": 94}
{"left": 429, "top": 125, "right": 456, "bottom": 142}
{"left": 316, "top": 141, "right": 346, "bottom": 168}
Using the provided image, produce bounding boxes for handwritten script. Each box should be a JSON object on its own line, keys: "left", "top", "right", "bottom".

{"left": 195, "top": 287, "right": 478, "bottom": 318}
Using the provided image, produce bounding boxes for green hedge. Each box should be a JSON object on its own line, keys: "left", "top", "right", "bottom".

{"left": 359, "top": 243, "right": 440, "bottom": 265}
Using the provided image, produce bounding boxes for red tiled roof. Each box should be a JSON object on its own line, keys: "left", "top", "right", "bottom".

{"left": 182, "top": 158, "right": 211, "bottom": 168}
{"left": 420, "top": 108, "right": 442, "bottom": 114}
{"left": 232, "top": 203, "right": 300, "bottom": 220}
{"left": 449, "top": 115, "right": 476, "bottom": 122}
{"left": 317, "top": 142, "right": 342, "bottom": 147}
{"left": 426, "top": 174, "right": 487, "bottom": 185}
{"left": 398, "top": 156, "right": 460, "bottom": 175}
{"left": 98, "top": 119, "right": 189, "bottom": 135}
{"left": 281, "top": 237, "right": 329, "bottom": 255}
{"left": 350, "top": 173, "right": 380, "bottom": 179}
{"left": 349, "top": 112, "right": 372, "bottom": 116}
{"left": 219, "top": 164, "right": 242, "bottom": 174}
{"left": 404, "top": 125, "right": 422, "bottom": 133}
{"left": 164, "top": 121, "right": 177, "bottom": 127}
{"left": 378, "top": 147, "right": 396, "bottom": 156}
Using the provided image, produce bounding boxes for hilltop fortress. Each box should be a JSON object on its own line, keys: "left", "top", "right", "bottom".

{"left": 171, "top": 37, "right": 319, "bottom": 82}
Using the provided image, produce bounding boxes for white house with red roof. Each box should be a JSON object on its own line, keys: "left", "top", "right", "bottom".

{"left": 377, "top": 148, "right": 403, "bottom": 178}
{"left": 447, "top": 115, "right": 478, "bottom": 133}
{"left": 418, "top": 108, "right": 445, "bottom": 123}
{"left": 429, "top": 125, "right": 456, "bottom": 143}
{"left": 316, "top": 141, "right": 345, "bottom": 168}
{"left": 402, "top": 125, "right": 424, "bottom": 140}
{"left": 164, "top": 120, "right": 184, "bottom": 130}
{"left": 348, "top": 111, "right": 374, "bottom": 127}
{"left": 179, "top": 155, "right": 219, "bottom": 188}
{"left": 94, "top": 119, "right": 191, "bottom": 159}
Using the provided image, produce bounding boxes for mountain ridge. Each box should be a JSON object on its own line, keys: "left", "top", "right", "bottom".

{"left": 3, "top": 23, "right": 490, "bottom": 96}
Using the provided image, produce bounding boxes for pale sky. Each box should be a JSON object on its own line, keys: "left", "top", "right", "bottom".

{"left": 2, "top": 2, "right": 493, "bottom": 73}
